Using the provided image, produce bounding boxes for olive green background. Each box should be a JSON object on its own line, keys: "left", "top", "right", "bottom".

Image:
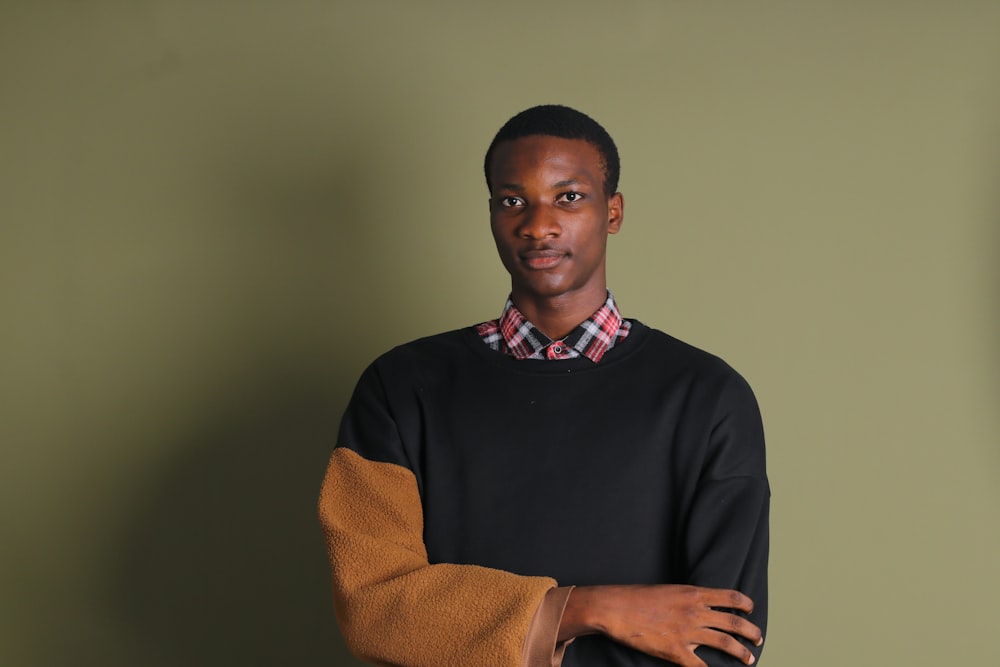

{"left": 2, "top": 1, "right": 998, "bottom": 665}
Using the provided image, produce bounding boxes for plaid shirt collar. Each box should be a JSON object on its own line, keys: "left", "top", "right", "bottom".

{"left": 476, "top": 291, "right": 630, "bottom": 363}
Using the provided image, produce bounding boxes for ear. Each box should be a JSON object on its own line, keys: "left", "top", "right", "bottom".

{"left": 607, "top": 192, "right": 624, "bottom": 234}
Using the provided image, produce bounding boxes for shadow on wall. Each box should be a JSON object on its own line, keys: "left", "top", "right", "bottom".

{"left": 103, "top": 121, "right": 394, "bottom": 666}
{"left": 108, "top": 378, "right": 364, "bottom": 666}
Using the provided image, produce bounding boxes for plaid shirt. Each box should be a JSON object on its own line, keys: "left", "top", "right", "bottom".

{"left": 476, "top": 291, "right": 630, "bottom": 363}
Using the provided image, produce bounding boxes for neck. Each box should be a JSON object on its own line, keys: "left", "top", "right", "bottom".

{"left": 511, "top": 286, "right": 608, "bottom": 341}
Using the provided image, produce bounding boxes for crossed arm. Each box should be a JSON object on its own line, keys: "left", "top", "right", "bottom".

{"left": 319, "top": 446, "right": 766, "bottom": 667}
{"left": 557, "top": 584, "right": 762, "bottom": 667}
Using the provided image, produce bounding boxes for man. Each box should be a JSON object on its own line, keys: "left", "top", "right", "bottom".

{"left": 318, "top": 105, "right": 769, "bottom": 667}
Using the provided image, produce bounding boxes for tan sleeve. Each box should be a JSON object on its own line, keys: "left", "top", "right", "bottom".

{"left": 318, "top": 447, "right": 557, "bottom": 667}
{"left": 521, "top": 586, "right": 575, "bottom": 667}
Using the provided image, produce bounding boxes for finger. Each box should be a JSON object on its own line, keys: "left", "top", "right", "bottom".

{"left": 672, "top": 585, "right": 752, "bottom": 614}
{"left": 684, "top": 655, "right": 708, "bottom": 667}
{"left": 706, "top": 609, "right": 763, "bottom": 644}
{"left": 703, "top": 588, "right": 754, "bottom": 614}
{"left": 696, "top": 629, "right": 757, "bottom": 665}
{"left": 670, "top": 648, "right": 707, "bottom": 667}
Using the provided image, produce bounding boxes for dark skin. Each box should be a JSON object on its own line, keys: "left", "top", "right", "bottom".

{"left": 489, "top": 135, "right": 623, "bottom": 340}
{"left": 488, "top": 136, "right": 763, "bottom": 666}
{"left": 558, "top": 585, "right": 761, "bottom": 667}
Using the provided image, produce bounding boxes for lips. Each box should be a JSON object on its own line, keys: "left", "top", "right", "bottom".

{"left": 520, "top": 248, "right": 567, "bottom": 270}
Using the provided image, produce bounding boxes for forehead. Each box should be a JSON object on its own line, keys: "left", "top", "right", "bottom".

{"left": 489, "top": 135, "right": 604, "bottom": 188}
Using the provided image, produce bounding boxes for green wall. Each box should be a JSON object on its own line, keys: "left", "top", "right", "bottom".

{"left": 2, "top": 2, "right": 998, "bottom": 665}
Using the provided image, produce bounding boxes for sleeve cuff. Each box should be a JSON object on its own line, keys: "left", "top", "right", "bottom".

{"left": 521, "top": 586, "right": 575, "bottom": 667}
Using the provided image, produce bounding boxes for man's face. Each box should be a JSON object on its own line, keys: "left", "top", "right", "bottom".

{"left": 488, "top": 135, "right": 623, "bottom": 306}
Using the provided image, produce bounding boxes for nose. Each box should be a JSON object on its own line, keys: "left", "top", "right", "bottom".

{"left": 518, "top": 205, "right": 560, "bottom": 239}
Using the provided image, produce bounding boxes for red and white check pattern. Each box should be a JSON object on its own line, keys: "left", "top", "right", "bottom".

{"left": 476, "top": 292, "right": 630, "bottom": 363}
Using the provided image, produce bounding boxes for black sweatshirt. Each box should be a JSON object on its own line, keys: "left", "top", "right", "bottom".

{"left": 321, "top": 320, "right": 769, "bottom": 667}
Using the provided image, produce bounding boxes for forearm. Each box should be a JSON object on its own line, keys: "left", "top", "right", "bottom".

{"left": 557, "top": 584, "right": 761, "bottom": 667}
{"left": 556, "top": 585, "right": 618, "bottom": 642}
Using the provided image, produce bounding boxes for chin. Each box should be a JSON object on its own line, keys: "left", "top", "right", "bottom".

{"left": 517, "top": 281, "right": 577, "bottom": 301}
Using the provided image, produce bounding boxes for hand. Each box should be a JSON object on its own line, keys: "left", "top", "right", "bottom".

{"left": 559, "top": 584, "right": 762, "bottom": 667}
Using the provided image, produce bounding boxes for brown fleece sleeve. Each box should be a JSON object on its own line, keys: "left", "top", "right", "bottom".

{"left": 319, "top": 447, "right": 557, "bottom": 667}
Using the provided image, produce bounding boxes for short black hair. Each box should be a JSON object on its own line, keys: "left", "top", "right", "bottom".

{"left": 483, "top": 104, "right": 620, "bottom": 197}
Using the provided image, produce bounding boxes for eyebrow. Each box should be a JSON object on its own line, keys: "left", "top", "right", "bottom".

{"left": 496, "top": 178, "right": 584, "bottom": 192}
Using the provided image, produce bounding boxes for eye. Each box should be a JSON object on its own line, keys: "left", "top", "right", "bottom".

{"left": 559, "top": 191, "right": 585, "bottom": 203}
{"left": 499, "top": 196, "right": 524, "bottom": 208}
